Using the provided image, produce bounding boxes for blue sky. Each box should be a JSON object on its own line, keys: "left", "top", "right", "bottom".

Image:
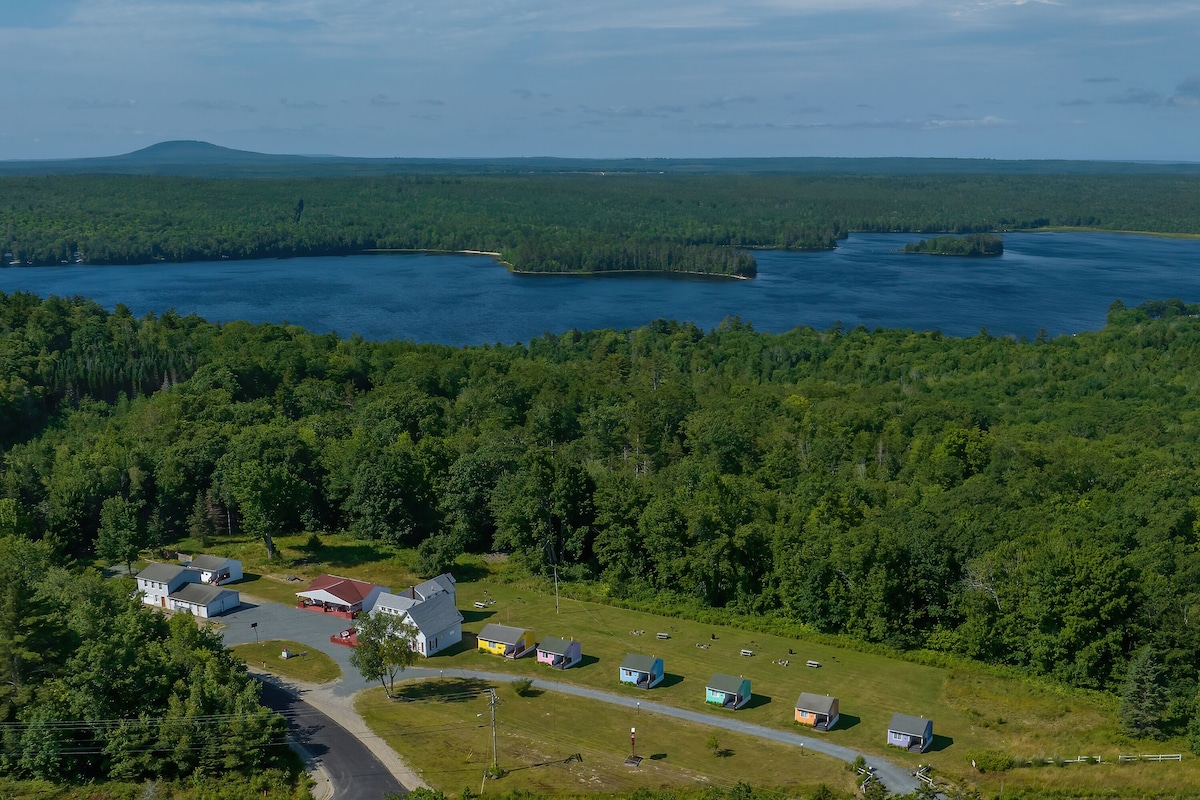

{"left": 1, "top": 0, "right": 1198, "bottom": 161}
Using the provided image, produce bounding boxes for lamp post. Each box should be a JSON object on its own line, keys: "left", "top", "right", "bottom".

{"left": 630, "top": 727, "right": 636, "bottom": 758}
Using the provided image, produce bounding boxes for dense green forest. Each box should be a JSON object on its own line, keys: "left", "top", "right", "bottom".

{"left": 3, "top": 292, "right": 1200, "bottom": 743}
{"left": 903, "top": 233, "right": 1004, "bottom": 257}
{"left": 4, "top": 172, "right": 1200, "bottom": 275}
{"left": 0, "top": 536, "right": 292, "bottom": 786}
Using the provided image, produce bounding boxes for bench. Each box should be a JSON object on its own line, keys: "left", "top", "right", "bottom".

{"left": 807, "top": 660, "right": 821, "bottom": 668}
{"left": 656, "top": 632, "right": 670, "bottom": 640}
{"left": 473, "top": 601, "right": 488, "bottom": 609}
{"left": 740, "top": 649, "right": 754, "bottom": 657}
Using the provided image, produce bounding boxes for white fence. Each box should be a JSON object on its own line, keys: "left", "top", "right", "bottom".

{"left": 1118, "top": 754, "right": 1182, "bottom": 763}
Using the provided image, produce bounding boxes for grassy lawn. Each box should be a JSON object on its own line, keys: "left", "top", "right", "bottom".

{"left": 161, "top": 534, "right": 1198, "bottom": 794}
{"left": 356, "top": 680, "right": 857, "bottom": 796}
{"left": 229, "top": 638, "right": 342, "bottom": 684}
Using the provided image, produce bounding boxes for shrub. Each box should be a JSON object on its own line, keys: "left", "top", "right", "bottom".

{"left": 965, "top": 749, "right": 1014, "bottom": 772}
{"left": 510, "top": 677, "right": 533, "bottom": 697}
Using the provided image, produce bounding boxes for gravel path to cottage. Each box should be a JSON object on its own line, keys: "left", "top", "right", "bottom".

{"left": 220, "top": 596, "right": 919, "bottom": 795}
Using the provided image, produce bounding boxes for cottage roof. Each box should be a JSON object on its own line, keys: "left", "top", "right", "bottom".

{"left": 621, "top": 654, "right": 660, "bottom": 673}
{"left": 889, "top": 713, "right": 932, "bottom": 737}
{"left": 477, "top": 623, "right": 530, "bottom": 645}
{"left": 188, "top": 554, "right": 234, "bottom": 572}
{"left": 172, "top": 583, "right": 234, "bottom": 606}
{"left": 137, "top": 563, "right": 187, "bottom": 583}
{"left": 537, "top": 636, "right": 574, "bottom": 655}
{"left": 414, "top": 573, "right": 456, "bottom": 600}
{"left": 707, "top": 673, "right": 749, "bottom": 695}
{"left": 300, "top": 574, "right": 381, "bottom": 605}
{"left": 403, "top": 592, "right": 463, "bottom": 636}
{"left": 795, "top": 692, "right": 838, "bottom": 715}
{"left": 374, "top": 592, "right": 421, "bottom": 613}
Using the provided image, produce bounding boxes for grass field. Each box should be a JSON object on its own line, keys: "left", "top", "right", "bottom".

{"left": 229, "top": 638, "right": 342, "bottom": 684}
{"left": 356, "top": 680, "right": 857, "bottom": 796}
{"left": 185, "top": 532, "right": 1197, "bottom": 794}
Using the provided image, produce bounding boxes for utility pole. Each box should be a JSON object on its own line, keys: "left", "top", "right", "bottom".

{"left": 489, "top": 689, "right": 499, "bottom": 774}
{"left": 554, "top": 563, "right": 559, "bottom": 614}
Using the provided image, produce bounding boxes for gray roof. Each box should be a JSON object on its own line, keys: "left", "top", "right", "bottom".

{"left": 707, "top": 673, "right": 749, "bottom": 695}
{"left": 477, "top": 623, "right": 530, "bottom": 645}
{"left": 374, "top": 592, "right": 421, "bottom": 613}
{"left": 889, "top": 713, "right": 933, "bottom": 737}
{"left": 171, "top": 583, "right": 236, "bottom": 606}
{"left": 537, "top": 636, "right": 576, "bottom": 655}
{"left": 404, "top": 592, "right": 463, "bottom": 636}
{"left": 621, "top": 654, "right": 660, "bottom": 673}
{"left": 188, "top": 554, "right": 235, "bottom": 572}
{"left": 795, "top": 692, "right": 838, "bottom": 715}
{"left": 414, "top": 573, "right": 456, "bottom": 600}
{"left": 136, "top": 563, "right": 187, "bottom": 583}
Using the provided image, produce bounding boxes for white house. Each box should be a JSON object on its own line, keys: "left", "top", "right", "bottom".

{"left": 169, "top": 583, "right": 241, "bottom": 618}
{"left": 375, "top": 590, "right": 463, "bottom": 656}
{"left": 183, "top": 555, "right": 242, "bottom": 585}
{"left": 413, "top": 573, "right": 457, "bottom": 603}
{"left": 136, "top": 563, "right": 195, "bottom": 609}
{"left": 135, "top": 561, "right": 240, "bottom": 617}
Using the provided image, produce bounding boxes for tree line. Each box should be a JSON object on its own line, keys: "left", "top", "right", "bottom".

{"left": 4, "top": 172, "right": 1200, "bottom": 274}
{"left": 2, "top": 292, "right": 1200, "bottom": 745}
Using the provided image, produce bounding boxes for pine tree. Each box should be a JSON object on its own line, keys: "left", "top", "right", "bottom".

{"left": 1118, "top": 648, "right": 1167, "bottom": 738}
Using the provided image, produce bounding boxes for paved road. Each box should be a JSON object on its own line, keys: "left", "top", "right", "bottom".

{"left": 221, "top": 596, "right": 918, "bottom": 795}
{"left": 259, "top": 678, "right": 404, "bottom": 800}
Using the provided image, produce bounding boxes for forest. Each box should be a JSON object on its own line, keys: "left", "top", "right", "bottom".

{"left": 2, "top": 291, "right": 1200, "bottom": 753}
{"left": 902, "top": 233, "right": 1004, "bottom": 257}
{"left": 4, "top": 172, "right": 1200, "bottom": 275}
{"left": 0, "top": 536, "right": 293, "bottom": 787}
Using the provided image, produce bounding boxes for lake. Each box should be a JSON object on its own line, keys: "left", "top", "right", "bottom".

{"left": 2, "top": 232, "right": 1198, "bottom": 345}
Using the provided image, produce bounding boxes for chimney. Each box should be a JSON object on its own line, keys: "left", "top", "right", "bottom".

{"left": 411, "top": 585, "right": 415, "bottom": 600}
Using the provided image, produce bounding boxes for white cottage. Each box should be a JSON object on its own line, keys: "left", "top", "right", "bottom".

{"left": 184, "top": 555, "right": 242, "bottom": 585}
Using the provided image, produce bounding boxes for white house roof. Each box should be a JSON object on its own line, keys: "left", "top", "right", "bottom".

{"left": 414, "top": 573, "right": 456, "bottom": 600}
{"left": 477, "top": 623, "right": 529, "bottom": 645}
{"left": 404, "top": 592, "right": 462, "bottom": 636}
{"left": 889, "top": 713, "right": 932, "bottom": 737}
{"left": 188, "top": 554, "right": 235, "bottom": 572}
{"left": 172, "top": 583, "right": 235, "bottom": 606}
{"left": 374, "top": 592, "right": 421, "bottom": 613}
{"left": 137, "top": 563, "right": 187, "bottom": 583}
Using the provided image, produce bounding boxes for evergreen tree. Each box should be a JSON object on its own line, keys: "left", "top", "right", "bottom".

{"left": 1118, "top": 648, "right": 1167, "bottom": 738}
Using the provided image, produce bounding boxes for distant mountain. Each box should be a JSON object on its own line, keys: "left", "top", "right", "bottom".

{"left": 2, "top": 140, "right": 1200, "bottom": 178}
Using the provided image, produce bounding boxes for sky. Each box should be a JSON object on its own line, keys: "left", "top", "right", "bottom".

{"left": 1, "top": 0, "right": 1198, "bottom": 161}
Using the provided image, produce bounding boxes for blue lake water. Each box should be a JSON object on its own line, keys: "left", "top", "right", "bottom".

{"left": 2, "top": 232, "right": 1198, "bottom": 345}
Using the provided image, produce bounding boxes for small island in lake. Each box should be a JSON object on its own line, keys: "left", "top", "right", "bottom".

{"left": 903, "top": 232, "right": 1003, "bottom": 257}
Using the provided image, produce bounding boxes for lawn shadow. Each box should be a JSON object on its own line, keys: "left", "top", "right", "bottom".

{"left": 927, "top": 734, "right": 954, "bottom": 752}
{"left": 574, "top": 654, "right": 601, "bottom": 670}
{"left": 648, "top": 753, "right": 667, "bottom": 761}
{"left": 462, "top": 608, "right": 496, "bottom": 624}
{"left": 316, "top": 542, "right": 389, "bottom": 567}
{"left": 716, "top": 748, "right": 734, "bottom": 758}
{"left": 744, "top": 693, "right": 771, "bottom": 710}
{"left": 658, "top": 673, "right": 684, "bottom": 689}
{"left": 390, "top": 677, "right": 494, "bottom": 702}
{"left": 832, "top": 713, "right": 860, "bottom": 731}
{"left": 450, "top": 562, "right": 490, "bottom": 582}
